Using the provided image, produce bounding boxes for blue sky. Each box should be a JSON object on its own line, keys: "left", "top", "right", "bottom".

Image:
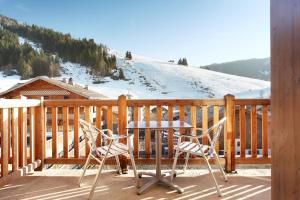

{"left": 0, "top": 0, "right": 269, "bottom": 66}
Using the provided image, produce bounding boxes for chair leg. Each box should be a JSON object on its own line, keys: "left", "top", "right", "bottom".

{"left": 214, "top": 151, "right": 228, "bottom": 182}
{"left": 129, "top": 152, "right": 138, "bottom": 178}
{"left": 129, "top": 151, "right": 139, "bottom": 187}
{"left": 171, "top": 148, "right": 180, "bottom": 182}
{"left": 115, "top": 156, "right": 122, "bottom": 175}
{"left": 203, "top": 156, "right": 222, "bottom": 197}
{"left": 88, "top": 157, "right": 106, "bottom": 200}
{"left": 183, "top": 153, "right": 190, "bottom": 173}
{"left": 78, "top": 153, "right": 92, "bottom": 186}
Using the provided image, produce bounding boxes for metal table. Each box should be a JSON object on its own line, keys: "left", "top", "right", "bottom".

{"left": 127, "top": 120, "right": 192, "bottom": 195}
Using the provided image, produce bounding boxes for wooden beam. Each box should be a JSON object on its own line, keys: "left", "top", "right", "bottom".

{"left": 11, "top": 108, "right": 18, "bottom": 172}
{"left": 44, "top": 99, "right": 117, "bottom": 107}
{"left": 127, "top": 99, "right": 225, "bottom": 106}
{"left": 168, "top": 105, "right": 174, "bottom": 158}
{"left": 133, "top": 106, "right": 139, "bottom": 158}
{"left": 144, "top": 105, "right": 151, "bottom": 158}
{"left": 271, "top": 0, "right": 300, "bottom": 199}
{"left": 95, "top": 106, "right": 102, "bottom": 147}
{"left": 202, "top": 105, "right": 208, "bottom": 144}
{"left": 179, "top": 105, "right": 185, "bottom": 134}
{"left": 84, "top": 106, "right": 90, "bottom": 156}
{"left": 62, "top": 107, "right": 68, "bottom": 158}
{"left": 224, "top": 94, "right": 235, "bottom": 172}
{"left": 239, "top": 106, "right": 246, "bottom": 158}
{"left": 0, "top": 99, "right": 40, "bottom": 109}
{"left": 213, "top": 106, "right": 220, "bottom": 152}
{"left": 251, "top": 106, "right": 257, "bottom": 158}
{"left": 118, "top": 95, "right": 128, "bottom": 171}
{"left": 262, "top": 105, "right": 269, "bottom": 158}
{"left": 29, "top": 107, "right": 35, "bottom": 163}
{"left": 44, "top": 157, "right": 225, "bottom": 165}
{"left": 74, "top": 106, "right": 79, "bottom": 158}
{"left": 51, "top": 107, "right": 57, "bottom": 158}
{"left": 190, "top": 106, "right": 197, "bottom": 143}
{"left": 1, "top": 109, "right": 9, "bottom": 177}
{"left": 34, "top": 98, "right": 45, "bottom": 170}
{"left": 18, "top": 107, "right": 27, "bottom": 167}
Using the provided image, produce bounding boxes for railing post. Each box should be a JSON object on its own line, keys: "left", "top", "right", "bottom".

{"left": 118, "top": 95, "right": 128, "bottom": 173}
{"left": 1, "top": 108, "right": 9, "bottom": 177}
{"left": 34, "top": 97, "right": 45, "bottom": 170}
{"left": 224, "top": 94, "right": 235, "bottom": 172}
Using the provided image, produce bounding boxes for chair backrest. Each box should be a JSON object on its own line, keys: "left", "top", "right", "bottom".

{"left": 79, "top": 119, "right": 100, "bottom": 153}
{"left": 205, "top": 117, "right": 226, "bottom": 149}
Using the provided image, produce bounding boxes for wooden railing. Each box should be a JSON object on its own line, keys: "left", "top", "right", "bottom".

{"left": 234, "top": 99, "right": 271, "bottom": 166}
{"left": 43, "top": 99, "right": 118, "bottom": 165}
{"left": 0, "top": 98, "right": 42, "bottom": 183}
{"left": 1, "top": 95, "right": 271, "bottom": 180}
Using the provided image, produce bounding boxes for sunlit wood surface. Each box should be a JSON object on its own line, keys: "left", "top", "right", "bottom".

{"left": 0, "top": 169, "right": 270, "bottom": 200}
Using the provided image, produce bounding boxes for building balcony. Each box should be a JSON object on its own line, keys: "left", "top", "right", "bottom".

{"left": 0, "top": 96, "right": 271, "bottom": 199}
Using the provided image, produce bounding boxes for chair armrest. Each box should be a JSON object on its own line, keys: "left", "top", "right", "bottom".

{"left": 109, "top": 133, "right": 134, "bottom": 140}
{"left": 179, "top": 133, "right": 209, "bottom": 139}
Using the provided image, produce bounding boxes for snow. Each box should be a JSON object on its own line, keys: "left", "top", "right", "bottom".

{"left": 0, "top": 39, "right": 270, "bottom": 99}
{"left": 0, "top": 72, "right": 22, "bottom": 93}
{"left": 19, "top": 36, "right": 42, "bottom": 52}
{"left": 57, "top": 52, "right": 270, "bottom": 99}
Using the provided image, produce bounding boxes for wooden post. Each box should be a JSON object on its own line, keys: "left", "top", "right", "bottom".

{"left": 118, "top": 95, "right": 128, "bottom": 173}
{"left": 1, "top": 108, "right": 9, "bottom": 177}
{"left": 224, "top": 94, "right": 235, "bottom": 172}
{"left": 35, "top": 98, "right": 45, "bottom": 170}
{"left": 11, "top": 108, "right": 18, "bottom": 172}
{"left": 18, "top": 106, "right": 27, "bottom": 167}
{"left": 62, "top": 107, "right": 69, "bottom": 158}
{"left": 271, "top": 1, "right": 300, "bottom": 199}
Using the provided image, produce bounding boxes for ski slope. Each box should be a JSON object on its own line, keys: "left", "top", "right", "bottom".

{"left": 58, "top": 51, "right": 270, "bottom": 99}
{"left": 0, "top": 37, "right": 270, "bottom": 99}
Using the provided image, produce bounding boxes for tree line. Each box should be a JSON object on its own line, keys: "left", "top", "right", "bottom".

{"left": 0, "top": 27, "right": 59, "bottom": 79}
{"left": 178, "top": 58, "right": 188, "bottom": 66}
{"left": 0, "top": 15, "right": 116, "bottom": 77}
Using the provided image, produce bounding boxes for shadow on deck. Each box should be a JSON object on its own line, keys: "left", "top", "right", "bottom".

{"left": 0, "top": 168, "right": 270, "bottom": 200}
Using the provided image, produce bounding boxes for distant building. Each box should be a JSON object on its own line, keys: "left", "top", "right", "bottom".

{"left": 0, "top": 76, "right": 108, "bottom": 135}
{"left": 0, "top": 76, "right": 106, "bottom": 100}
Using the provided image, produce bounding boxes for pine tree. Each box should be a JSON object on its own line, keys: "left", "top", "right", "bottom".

{"left": 182, "top": 58, "right": 188, "bottom": 66}
{"left": 125, "top": 51, "right": 132, "bottom": 60}
{"left": 119, "top": 68, "right": 125, "bottom": 80}
{"left": 178, "top": 58, "right": 182, "bottom": 65}
{"left": 18, "top": 59, "right": 32, "bottom": 79}
{"left": 178, "top": 58, "right": 188, "bottom": 66}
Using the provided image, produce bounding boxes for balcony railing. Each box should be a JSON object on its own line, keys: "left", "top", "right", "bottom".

{"left": 0, "top": 95, "right": 271, "bottom": 181}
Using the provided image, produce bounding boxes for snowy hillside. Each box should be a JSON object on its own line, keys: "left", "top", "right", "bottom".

{"left": 0, "top": 55, "right": 270, "bottom": 99}
{"left": 0, "top": 38, "right": 270, "bottom": 99}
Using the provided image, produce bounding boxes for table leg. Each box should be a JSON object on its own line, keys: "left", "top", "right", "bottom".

{"left": 137, "top": 128, "right": 183, "bottom": 195}
{"left": 160, "top": 178, "right": 184, "bottom": 193}
{"left": 137, "top": 178, "right": 158, "bottom": 195}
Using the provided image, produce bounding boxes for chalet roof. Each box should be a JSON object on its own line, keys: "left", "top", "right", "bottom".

{"left": 0, "top": 76, "right": 107, "bottom": 99}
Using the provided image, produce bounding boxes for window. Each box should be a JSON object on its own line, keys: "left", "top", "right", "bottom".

{"left": 64, "top": 95, "right": 69, "bottom": 99}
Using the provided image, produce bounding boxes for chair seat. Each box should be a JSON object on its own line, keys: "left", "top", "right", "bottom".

{"left": 178, "top": 141, "right": 210, "bottom": 156}
{"left": 93, "top": 142, "right": 129, "bottom": 158}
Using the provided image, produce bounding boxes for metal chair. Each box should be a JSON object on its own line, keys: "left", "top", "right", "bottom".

{"left": 78, "top": 119, "right": 138, "bottom": 200}
{"left": 170, "top": 117, "right": 228, "bottom": 196}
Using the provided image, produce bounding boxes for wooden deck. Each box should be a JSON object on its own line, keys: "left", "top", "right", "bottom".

{"left": 0, "top": 168, "right": 270, "bottom": 200}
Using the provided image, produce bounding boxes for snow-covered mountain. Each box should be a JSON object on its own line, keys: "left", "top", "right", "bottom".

{"left": 201, "top": 58, "right": 270, "bottom": 81}
{"left": 0, "top": 39, "right": 270, "bottom": 99}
